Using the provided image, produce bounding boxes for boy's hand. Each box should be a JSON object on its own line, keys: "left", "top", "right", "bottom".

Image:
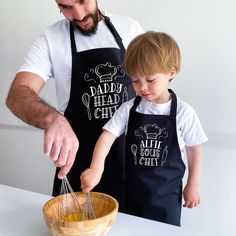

{"left": 183, "top": 184, "right": 200, "bottom": 208}
{"left": 80, "top": 168, "right": 102, "bottom": 193}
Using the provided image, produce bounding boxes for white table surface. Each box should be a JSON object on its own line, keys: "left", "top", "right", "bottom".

{"left": 0, "top": 184, "right": 212, "bottom": 236}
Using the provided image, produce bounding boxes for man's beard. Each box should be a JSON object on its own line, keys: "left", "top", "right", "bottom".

{"left": 72, "top": 10, "right": 100, "bottom": 36}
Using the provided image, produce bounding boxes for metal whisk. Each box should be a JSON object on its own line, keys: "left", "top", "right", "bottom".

{"left": 58, "top": 176, "right": 96, "bottom": 221}
{"left": 82, "top": 192, "right": 96, "bottom": 220}
{"left": 58, "top": 176, "right": 83, "bottom": 222}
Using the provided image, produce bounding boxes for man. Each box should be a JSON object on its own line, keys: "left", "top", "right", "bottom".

{"left": 6, "top": 0, "right": 143, "bottom": 212}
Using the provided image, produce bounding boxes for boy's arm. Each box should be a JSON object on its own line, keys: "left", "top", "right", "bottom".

{"left": 183, "top": 145, "right": 202, "bottom": 208}
{"left": 80, "top": 130, "right": 117, "bottom": 192}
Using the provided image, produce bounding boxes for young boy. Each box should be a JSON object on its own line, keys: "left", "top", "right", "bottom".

{"left": 80, "top": 31, "right": 208, "bottom": 226}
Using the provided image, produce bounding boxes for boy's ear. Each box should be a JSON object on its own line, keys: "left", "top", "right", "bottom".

{"left": 169, "top": 66, "right": 177, "bottom": 81}
{"left": 170, "top": 66, "right": 177, "bottom": 77}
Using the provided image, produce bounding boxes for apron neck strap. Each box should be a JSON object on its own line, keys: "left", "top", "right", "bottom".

{"left": 103, "top": 16, "right": 125, "bottom": 53}
{"left": 130, "top": 90, "right": 177, "bottom": 118}
{"left": 70, "top": 23, "right": 77, "bottom": 55}
{"left": 127, "top": 96, "right": 141, "bottom": 131}
{"left": 168, "top": 89, "right": 177, "bottom": 118}
{"left": 69, "top": 13, "right": 126, "bottom": 54}
{"left": 127, "top": 91, "right": 177, "bottom": 132}
{"left": 131, "top": 96, "right": 141, "bottom": 112}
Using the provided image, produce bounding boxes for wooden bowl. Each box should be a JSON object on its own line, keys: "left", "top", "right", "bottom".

{"left": 43, "top": 192, "right": 118, "bottom": 236}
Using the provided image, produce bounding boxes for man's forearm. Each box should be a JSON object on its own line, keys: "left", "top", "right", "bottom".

{"left": 6, "top": 74, "right": 79, "bottom": 178}
{"left": 6, "top": 84, "right": 61, "bottom": 129}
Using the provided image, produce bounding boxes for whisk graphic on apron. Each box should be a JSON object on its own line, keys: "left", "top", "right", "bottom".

{"left": 82, "top": 93, "right": 92, "bottom": 120}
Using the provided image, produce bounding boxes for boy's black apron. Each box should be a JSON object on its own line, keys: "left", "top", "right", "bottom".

{"left": 125, "top": 90, "right": 186, "bottom": 225}
{"left": 52, "top": 16, "right": 135, "bottom": 212}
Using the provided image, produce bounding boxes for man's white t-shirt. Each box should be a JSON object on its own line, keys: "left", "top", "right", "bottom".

{"left": 103, "top": 97, "right": 208, "bottom": 158}
{"left": 17, "top": 12, "right": 144, "bottom": 112}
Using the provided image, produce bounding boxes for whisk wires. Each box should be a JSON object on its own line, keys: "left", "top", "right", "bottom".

{"left": 82, "top": 192, "right": 96, "bottom": 220}
{"left": 58, "top": 176, "right": 96, "bottom": 221}
{"left": 59, "top": 176, "right": 82, "bottom": 221}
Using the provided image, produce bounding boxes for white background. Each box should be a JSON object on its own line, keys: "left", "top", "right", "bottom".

{"left": 1, "top": 1, "right": 236, "bottom": 235}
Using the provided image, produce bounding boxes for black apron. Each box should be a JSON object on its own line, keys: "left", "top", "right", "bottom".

{"left": 52, "top": 16, "right": 135, "bottom": 212}
{"left": 125, "top": 90, "right": 186, "bottom": 226}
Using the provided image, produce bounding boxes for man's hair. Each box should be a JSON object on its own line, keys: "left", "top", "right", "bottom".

{"left": 124, "top": 31, "right": 181, "bottom": 77}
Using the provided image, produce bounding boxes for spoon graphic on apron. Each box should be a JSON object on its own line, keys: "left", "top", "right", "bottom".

{"left": 82, "top": 93, "right": 92, "bottom": 120}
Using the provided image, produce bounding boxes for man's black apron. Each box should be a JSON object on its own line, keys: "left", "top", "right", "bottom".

{"left": 52, "top": 16, "right": 135, "bottom": 212}
{"left": 125, "top": 90, "right": 186, "bottom": 225}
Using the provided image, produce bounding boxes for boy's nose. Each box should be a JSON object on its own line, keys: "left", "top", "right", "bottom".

{"left": 139, "top": 83, "right": 148, "bottom": 91}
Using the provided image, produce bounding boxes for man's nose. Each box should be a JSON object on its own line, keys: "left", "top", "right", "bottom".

{"left": 73, "top": 4, "right": 86, "bottom": 21}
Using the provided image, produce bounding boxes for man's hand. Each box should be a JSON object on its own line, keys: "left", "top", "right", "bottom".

{"left": 44, "top": 115, "right": 79, "bottom": 179}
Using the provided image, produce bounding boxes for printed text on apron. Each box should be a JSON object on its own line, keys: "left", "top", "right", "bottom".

{"left": 52, "top": 16, "right": 135, "bottom": 212}
{"left": 125, "top": 90, "right": 186, "bottom": 225}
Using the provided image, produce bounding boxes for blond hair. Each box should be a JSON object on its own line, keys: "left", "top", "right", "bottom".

{"left": 124, "top": 31, "right": 181, "bottom": 77}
